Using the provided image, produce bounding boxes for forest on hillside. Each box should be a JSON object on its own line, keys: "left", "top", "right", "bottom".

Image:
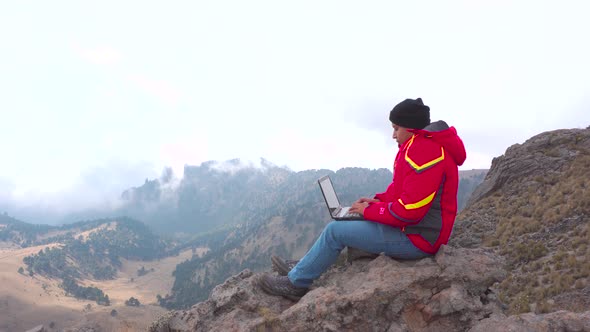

{"left": 18, "top": 218, "right": 167, "bottom": 304}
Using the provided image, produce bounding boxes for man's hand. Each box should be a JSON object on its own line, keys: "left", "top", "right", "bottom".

{"left": 349, "top": 202, "right": 370, "bottom": 215}
{"left": 355, "top": 197, "right": 380, "bottom": 204}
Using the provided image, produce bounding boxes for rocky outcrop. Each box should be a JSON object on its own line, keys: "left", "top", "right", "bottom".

{"left": 150, "top": 248, "right": 590, "bottom": 332}
{"left": 452, "top": 127, "right": 590, "bottom": 249}
{"left": 470, "top": 310, "right": 590, "bottom": 332}
{"left": 150, "top": 246, "right": 508, "bottom": 332}
{"left": 450, "top": 127, "right": 590, "bottom": 315}
{"left": 467, "top": 127, "right": 590, "bottom": 206}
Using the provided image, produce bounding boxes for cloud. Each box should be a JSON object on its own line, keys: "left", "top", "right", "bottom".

{"left": 58, "top": 160, "right": 158, "bottom": 210}
{"left": 73, "top": 44, "right": 122, "bottom": 66}
{"left": 128, "top": 75, "right": 182, "bottom": 107}
{"left": 159, "top": 132, "right": 211, "bottom": 178}
{"left": 460, "top": 152, "right": 494, "bottom": 171}
{"left": 1, "top": 160, "right": 159, "bottom": 223}
{"left": 205, "top": 158, "right": 283, "bottom": 174}
{"left": 0, "top": 177, "right": 15, "bottom": 200}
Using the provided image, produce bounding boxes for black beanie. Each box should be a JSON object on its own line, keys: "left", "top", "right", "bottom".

{"left": 389, "top": 98, "right": 431, "bottom": 129}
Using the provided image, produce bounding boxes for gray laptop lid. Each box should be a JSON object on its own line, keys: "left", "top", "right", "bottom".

{"left": 318, "top": 175, "right": 340, "bottom": 215}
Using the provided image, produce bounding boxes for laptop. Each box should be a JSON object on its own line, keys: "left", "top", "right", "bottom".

{"left": 318, "top": 175, "right": 364, "bottom": 220}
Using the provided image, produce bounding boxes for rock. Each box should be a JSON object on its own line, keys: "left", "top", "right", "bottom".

{"left": 467, "top": 128, "right": 590, "bottom": 206}
{"left": 62, "top": 323, "right": 100, "bottom": 332}
{"left": 150, "top": 246, "right": 507, "bottom": 332}
{"left": 25, "top": 325, "right": 45, "bottom": 332}
{"left": 451, "top": 127, "right": 590, "bottom": 313}
{"left": 469, "top": 310, "right": 590, "bottom": 332}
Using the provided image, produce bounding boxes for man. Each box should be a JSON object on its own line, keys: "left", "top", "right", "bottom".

{"left": 257, "top": 98, "right": 467, "bottom": 301}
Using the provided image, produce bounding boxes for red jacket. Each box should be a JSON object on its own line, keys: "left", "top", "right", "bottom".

{"left": 363, "top": 121, "right": 466, "bottom": 254}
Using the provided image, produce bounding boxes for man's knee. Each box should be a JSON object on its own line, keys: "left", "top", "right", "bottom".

{"left": 322, "top": 221, "right": 347, "bottom": 249}
{"left": 322, "top": 221, "right": 342, "bottom": 242}
{"left": 324, "top": 220, "right": 341, "bottom": 235}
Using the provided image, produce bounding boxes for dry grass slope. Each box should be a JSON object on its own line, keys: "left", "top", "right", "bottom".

{"left": 458, "top": 148, "right": 590, "bottom": 314}
{"left": 0, "top": 223, "right": 199, "bottom": 331}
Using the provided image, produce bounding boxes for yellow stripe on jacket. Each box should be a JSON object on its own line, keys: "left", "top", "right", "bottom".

{"left": 404, "top": 136, "right": 445, "bottom": 172}
{"left": 398, "top": 191, "right": 436, "bottom": 210}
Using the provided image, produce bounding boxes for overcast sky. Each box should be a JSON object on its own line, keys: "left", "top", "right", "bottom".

{"left": 1, "top": 1, "right": 589, "bottom": 215}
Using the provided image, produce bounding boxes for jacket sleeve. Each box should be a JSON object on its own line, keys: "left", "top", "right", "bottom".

{"left": 373, "top": 191, "right": 386, "bottom": 201}
{"left": 364, "top": 161, "right": 444, "bottom": 227}
{"left": 373, "top": 182, "right": 395, "bottom": 202}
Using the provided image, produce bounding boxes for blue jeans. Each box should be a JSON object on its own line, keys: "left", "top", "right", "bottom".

{"left": 288, "top": 220, "right": 432, "bottom": 288}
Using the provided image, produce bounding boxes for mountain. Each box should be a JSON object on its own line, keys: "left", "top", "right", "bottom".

{"left": 0, "top": 213, "right": 55, "bottom": 247}
{"left": 115, "top": 159, "right": 485, "bottom": 235}
{"left": 457, "top": 169, "right": 487, "bottom": 211}
{"left": 115, "top": 160, "right": 282, "bottom": 234}
{"left": 451, "top": 126, "right": 590, "bottom": 314}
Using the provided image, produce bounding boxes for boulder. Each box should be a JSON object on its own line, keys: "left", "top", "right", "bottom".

{"left": 150, "top": 246, "right": 508, "bottom": 332}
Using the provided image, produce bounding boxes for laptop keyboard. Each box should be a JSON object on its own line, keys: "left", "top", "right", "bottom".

{"left": 343, "top": 212, "right": 362, "bottom": 218}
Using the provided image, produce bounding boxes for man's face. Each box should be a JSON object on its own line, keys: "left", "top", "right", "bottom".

{"left": 392, "top": 123, "right": 413, "bottom": 145}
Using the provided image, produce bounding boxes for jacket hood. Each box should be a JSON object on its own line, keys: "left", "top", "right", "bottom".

{"left": 410, "top": 120, "right": 467, "bottom": 166}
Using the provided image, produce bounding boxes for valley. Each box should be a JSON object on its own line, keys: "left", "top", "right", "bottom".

{"left": 0, "top": 243, "right": 203, "bottom": 332}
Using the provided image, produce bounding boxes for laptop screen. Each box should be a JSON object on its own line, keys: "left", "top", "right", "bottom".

{"left": 319, "top": 176, "right": 340, "bottom": 209}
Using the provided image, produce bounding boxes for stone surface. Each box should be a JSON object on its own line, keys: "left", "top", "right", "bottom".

{"left": 466, "top": 128, "right": 590, "bottom": 207}
{"left": 150, "top": 246, "right": 508, "bottom": 332}
{"left": 450, "top": 126, "right": 590, "bottom": 314}
{"left": 151, "top": 245, "right": 590, "bottom": 332}
{"left": 469, "top": 310, "right": 590, "bottom": 332}
{"left": 25, "top": 325, "right": 45, "bottom": 332}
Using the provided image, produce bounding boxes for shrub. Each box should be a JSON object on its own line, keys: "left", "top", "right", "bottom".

{"left": 537, "top": 300, "right": 552, "bottom": 314}
{"left": 137, "top": 266, "right": 149, "bottom": 277}
{"left": 125, "top": 297, "right": 141, "bottom": 307}
{"left": 509, "top": 293, "right": 531, "bottom": 314}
